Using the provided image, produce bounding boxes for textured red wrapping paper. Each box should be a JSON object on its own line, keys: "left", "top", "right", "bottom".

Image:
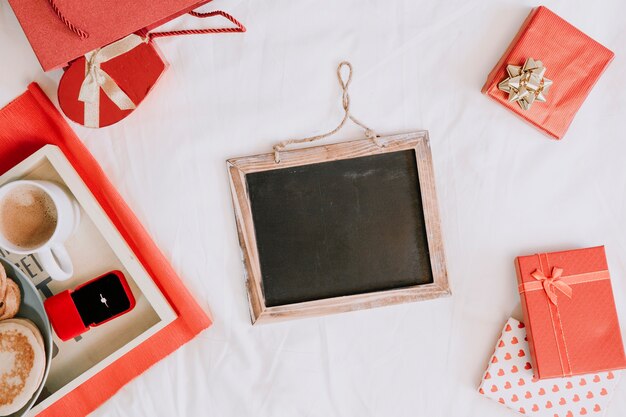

{"left": 482, "top": 6, "right": 614, "bottom": 139}
{"left": 0, "top": 84, "right": 211, "bottom": 416}
{"left": 7, "top": 0, "right": 211, "bottom": 71}
{"left": 515, "top": 246, "right": 626, "bottom": 380}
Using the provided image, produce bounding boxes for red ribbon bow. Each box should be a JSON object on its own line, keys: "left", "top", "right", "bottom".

{"left": 530, "top": 267, "right": 573, "bottom": 305}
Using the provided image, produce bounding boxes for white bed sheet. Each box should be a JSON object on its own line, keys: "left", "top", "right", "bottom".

{"left": 1, "top": 0, "right": 626, "bottom": 416}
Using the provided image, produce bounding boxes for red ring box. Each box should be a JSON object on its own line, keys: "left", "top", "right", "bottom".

{"left": 44, "top": 270, "right": 136, "bottom": 341}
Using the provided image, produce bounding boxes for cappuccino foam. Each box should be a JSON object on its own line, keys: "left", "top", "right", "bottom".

{"left": 0, "top": 185, "right": 58, "bottom": 250}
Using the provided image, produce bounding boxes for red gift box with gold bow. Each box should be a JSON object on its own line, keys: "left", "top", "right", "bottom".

{"left": 482, "top": 6, "right": 614, "bottom": 139}
{"left": 515, "top": 246, "right": 626, "bottom": 379}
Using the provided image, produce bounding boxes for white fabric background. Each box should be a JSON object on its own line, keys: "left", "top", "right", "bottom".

{"left": 1, "top": 0, "right": 626, "bottom": 416}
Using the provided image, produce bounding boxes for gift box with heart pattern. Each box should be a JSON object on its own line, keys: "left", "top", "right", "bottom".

{"left": 478, "top": 318, "right": 621, "bottom": 417}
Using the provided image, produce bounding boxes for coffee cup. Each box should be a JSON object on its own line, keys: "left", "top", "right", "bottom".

{"left": 0, "top": 180, "right": 80, "bottom": 281}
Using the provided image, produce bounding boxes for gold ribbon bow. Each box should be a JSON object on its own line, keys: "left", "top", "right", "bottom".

{"left": 498, "top": 57, "right": 552, "bottom": 111}
{"left": 78, "top": 34, "right": 146, "bottom": 128}
{"left": 530, "top": 267, "right": 572, "bottom": 306}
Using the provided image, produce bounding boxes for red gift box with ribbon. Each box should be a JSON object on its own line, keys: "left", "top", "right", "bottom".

{"left": 58, "top": 33, "right": 167, "bottom": 128}
{"left": 515, "top": 246, "right": 626, "bottom": 379}
{"left": 57, "top": 9, "right": 245, "bottom": 128}
{"left": 481, "top": 6, "right": 614, "bottom": 139}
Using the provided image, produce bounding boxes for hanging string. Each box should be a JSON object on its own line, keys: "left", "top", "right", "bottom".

{"left": 148, "top": 10, "right": 246, "bottom": 39}
{"left": 46, "top": 0, "right": 89, "bottom": 39}
{"left": 273, "top": 61, "right": 382, "bottom": 163}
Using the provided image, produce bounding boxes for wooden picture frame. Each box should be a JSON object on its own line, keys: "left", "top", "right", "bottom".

{"left": 227, "top": 131, "right": 450, "bottom": 324}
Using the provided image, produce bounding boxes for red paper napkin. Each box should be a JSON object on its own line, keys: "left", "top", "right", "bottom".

{"left": 0, "top": 83, "right": 212, "bottom": 417}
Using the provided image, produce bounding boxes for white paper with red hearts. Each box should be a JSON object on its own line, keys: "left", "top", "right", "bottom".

{"left": 478, "top": 318, "right": 621, "bottom": 417}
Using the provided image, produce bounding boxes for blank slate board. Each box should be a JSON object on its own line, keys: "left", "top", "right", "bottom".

{"left": 228, "top": 131, "right": 449, "bottom": 324}
{"left": 247, "top": 150, "right": 433, "bottom": 306}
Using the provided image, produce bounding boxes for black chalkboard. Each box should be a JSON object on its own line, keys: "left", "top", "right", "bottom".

{"left": 246, "top": 149, "right": 434, "bottom": 307}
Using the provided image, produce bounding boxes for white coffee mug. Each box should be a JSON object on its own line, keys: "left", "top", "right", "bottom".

{"left": 0, "top": 180, "right": 80, "bottom": 281}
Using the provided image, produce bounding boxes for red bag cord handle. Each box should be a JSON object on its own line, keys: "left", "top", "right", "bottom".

{"left": 46, "top": 0, "right": 89, "bottom": 39}
{"left": 148, "top": 10, "right": 246, "bottom": 40}
{"left": 45, "top": 1, "right": 245, "bottom": 41}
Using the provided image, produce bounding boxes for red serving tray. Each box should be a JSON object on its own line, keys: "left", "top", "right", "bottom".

{"left": 0, "top": 83, "right": 212, "bottom": 417}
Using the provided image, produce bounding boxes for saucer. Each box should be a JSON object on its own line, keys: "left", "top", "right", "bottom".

{"left": 0, "top": 257, "right": 53, "bottom": 417}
